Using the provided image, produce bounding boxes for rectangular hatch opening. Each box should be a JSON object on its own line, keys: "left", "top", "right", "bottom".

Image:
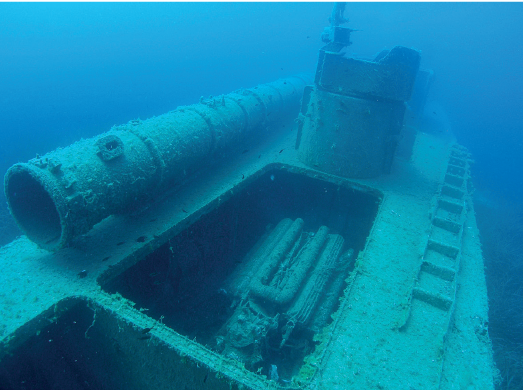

{"left": 0, "top": 298, "right": 226, "bottom": 389}
{"left": 103, "top": 167, "right": 382, "bottom": 383}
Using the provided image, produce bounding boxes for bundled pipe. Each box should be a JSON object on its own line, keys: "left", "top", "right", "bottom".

{"left": 4, "top": 75, "right": 311, "bottom": 251}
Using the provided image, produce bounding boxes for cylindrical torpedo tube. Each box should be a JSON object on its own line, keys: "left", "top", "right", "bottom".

{"left": 4, "top": 75, "right": 311, "bottom": 251}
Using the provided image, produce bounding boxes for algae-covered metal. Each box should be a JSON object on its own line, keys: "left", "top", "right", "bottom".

{"left": 0, "top": 4, "right": 495, "bottom": 390}
{"left": 4, "top": 75, "right": 310, "bottom": 251}
{"left": 297, "top": 46, "right": 420, "bottom": 178}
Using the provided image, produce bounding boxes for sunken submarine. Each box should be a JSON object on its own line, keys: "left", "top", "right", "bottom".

{"left": 0, "top": 3, "right": 495, "bottom": 389}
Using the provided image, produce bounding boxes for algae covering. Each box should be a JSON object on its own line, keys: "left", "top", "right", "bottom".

{"left": 0, "top": 4, "right": 495, "bottom": 389}
{"left": 4, "top": 76, "right": 309, "bottom": 251}
{"left": 0, "top": 119, "right": 495, "bottom": 389}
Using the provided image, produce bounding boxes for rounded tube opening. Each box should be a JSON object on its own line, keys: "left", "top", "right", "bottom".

{"left": 5, "top": 167, "right": 62, "bottom": 250}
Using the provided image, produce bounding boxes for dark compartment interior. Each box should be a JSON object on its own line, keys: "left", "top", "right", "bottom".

{"left": 103, "top": 168, "right": 381, "bottom": 382}
{"left": 0, "top": 298, "right": 229, "bottom": 390}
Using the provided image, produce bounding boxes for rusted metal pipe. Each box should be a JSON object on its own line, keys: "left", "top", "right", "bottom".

{"left": 4, "top": 75, "right": 311, "bottom": 251}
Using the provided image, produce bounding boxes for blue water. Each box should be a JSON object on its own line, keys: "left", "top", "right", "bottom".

{"left": 1, "top": 3, "right": 522, "bottom": 201}
{"left": 1, "top": 2, "right": 522, "bottom": 388}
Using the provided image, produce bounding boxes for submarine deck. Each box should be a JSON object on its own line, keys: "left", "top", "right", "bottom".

{"left": 0, "top": 118, "right": 494, "bottom": 389}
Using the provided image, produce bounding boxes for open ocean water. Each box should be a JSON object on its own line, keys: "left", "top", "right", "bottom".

{"left": 0, "top": 2, "right": 522, "bottom": 389}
